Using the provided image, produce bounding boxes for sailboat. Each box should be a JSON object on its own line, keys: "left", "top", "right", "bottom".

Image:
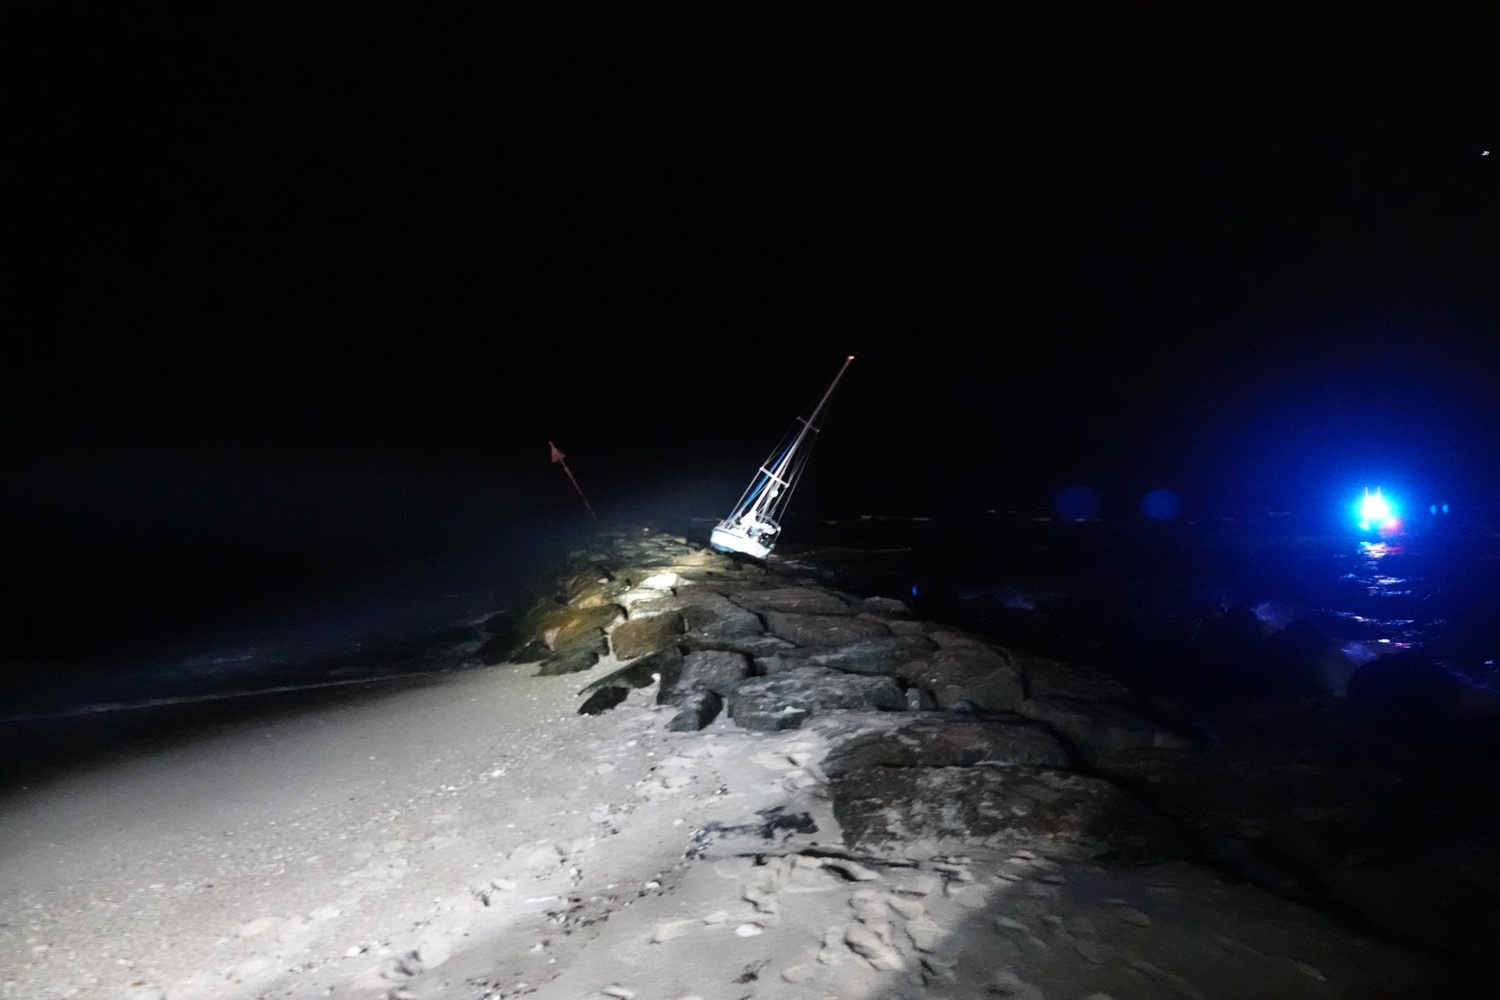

{"left": 710, "top": 354, "right": 855, "bottom": 560}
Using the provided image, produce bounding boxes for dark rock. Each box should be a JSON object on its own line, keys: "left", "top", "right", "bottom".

{"left": 1092, "top": 746, "right": 1332, "bottom": 876}
{"left": 764, "top": 611, "right": 889, "bottom": 647}
{"left": 905, "top": 687, "right": 937, "bottom": 710}
{"left": 729, "top": 587, "right": 855, "bottom": 616}
{"left": 674, "top": 649, "right": 752, "bottom": 698}
{"left": 897, "top": 647, "right": 1024, "bottom": 712}
{"left": 1024, "top": 659, "right": 1134, "bottom": 705}
{"left": 1018, "top": 696, "right": 1196, "bottom": 766}
{"left": 679, "top": 595, "right": 764, "bottom": 639}
{"left": 578, "top": 645, "right": 680, "bottom": 699}
{"left": 510, "top": 640, "right": 551, "bottom": 663}
{"left": 1347, "top": 652, "right": 1462, "bottom": 731}
{"left": 578, "top": 686, "right": 629, "bottom": 715}
{"left": 476, "top": 633, "right": 522, "bottom": 665}
{"left": 803, "top": 635, "right": 938, "bottom": 676}
{"left": 830, "top": 764, "right": 1177, "bottom": 858}
{"left": 881, "top": 618, "right": 941, "bottom": 636}
{"left": 822, "top": 714, "right": 1071, "bottom": 776}
{"left": 536, "top": 635, "right": 606, "bottom": 676}
{"left": 1322, "top": 836, "right": 1500, "bottom": 983}
{"left": 666, "top": 690, "right": 724, "bottom": 731}
{"left": 679, "top": 633, "right": 795, "bottom": 658}
{"left": 927, "top": 630, "right": 1002, "bottom": 652}
{"left": 1257, "top": 619, "right": 1354, "bottom": 697}
{"left": 857, "top": 596, "right": 912, "bottom": 617}
{"left": 755, "top": 652, "right": 815, "bottom": 675}
{"left": 638, "top": 645, "right": 685, "bottom": 696}
{"left": 728, "top": 667, "right": 906, "bottom": 731}
{"left": 609, "top": 612, "right": 684, "bottom": 660}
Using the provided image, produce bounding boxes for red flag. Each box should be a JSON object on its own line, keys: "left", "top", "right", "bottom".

{"left": 547, "top": 440, "right": 596, "bottom": 518}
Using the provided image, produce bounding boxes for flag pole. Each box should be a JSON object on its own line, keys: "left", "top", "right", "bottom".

{"left": 549, "top": 441, "right": 597, "bottom": 519}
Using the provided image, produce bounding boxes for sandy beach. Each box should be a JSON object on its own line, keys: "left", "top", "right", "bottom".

{"left": 1, "top": 534, "right": 1483, "bottom": 1000}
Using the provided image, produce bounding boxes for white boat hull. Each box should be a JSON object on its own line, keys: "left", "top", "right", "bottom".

{"left": 710, "top": 524, "right": 774, "bottom": 560}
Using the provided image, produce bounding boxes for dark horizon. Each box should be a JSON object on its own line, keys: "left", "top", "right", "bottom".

{"left": 7, "top": 6, "right": 1500, "bottom": 678}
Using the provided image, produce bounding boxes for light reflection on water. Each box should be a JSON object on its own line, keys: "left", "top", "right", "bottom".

{"left": 1326, "top": 538, "right": 1429, "bottom": 651}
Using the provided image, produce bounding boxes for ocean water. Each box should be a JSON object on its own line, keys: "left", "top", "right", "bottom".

{"left": 1, "top": 512, "right": 590, "bottom": 720}
{"left": 10, "top": 498, "right": 1500, "bottom": 724}
{"left": 776, "top": 508, "right": 1500, "bottom": 691}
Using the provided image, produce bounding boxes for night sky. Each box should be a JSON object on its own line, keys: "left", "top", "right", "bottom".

{"left": 6, "top": 6, "right": 1500, "bottom": 664}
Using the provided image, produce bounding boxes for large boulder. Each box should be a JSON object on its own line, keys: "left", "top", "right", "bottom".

{"left": 680, "top": 594, "right": 765, "bottom": 639}
{"left": 729, "top": 587, "right": 855, "bottom": 616}
{"left": 1017, "top": 696, "right": 1196, "bottom": 766}
{"left": 856, "top": 596, "right": 912, "bottom": 618}
{"left": 609, "top": 612, "right": 683, "bottom": 660}
{"left": 822, "top": 714, "right": 1071, "bottom": 775}
{"left": 517, "top": 601, "right": 626, "bottom": 653}
{"left": 1321, "top": 837, "right": 1500, "bottom": 983}
{"left": 1264, "top": 618, "right": 1359, "bottom": 697}
{"left": 727, "top": 667, "right": 906, "bottom": 731}
{"left": 1092, "top": 746, "right": 1332, "bottom": 880}
{"left": 754, "top": 652, "right": 816, "bottom": 676}
{"left": 578, "top": 645, "right": 681, "bottom": 699}
{"left": 896, "top": 646, "right": 1024, "bottom": 712}
{"left": 557, "top": 565, "right": 614, "bottom": 602}
{"left": 680, "top": 632, "right": 796, "bottom": 658}
{"left": 666, "top": 690, "right": 724, "bottom": 732}
{"left": 830, "top": 764, "right": 1176, "bottom": 858}
{"left": 1347, "top": 652, "right": 1462, "bottom": 732}
{"left": 535, "top": 634, "right": 607, "bottom": 676}
{"left": 764, "top": 611, "right": 889, "bottom": 647}
{"left": 879, "top": 617, "right": 941, "bottom": 636}
{"left": 671, "top": 649, "right": 752, "bottom": 699}
{"left": 802, "top": 635, "right": 938, "bottom": 676}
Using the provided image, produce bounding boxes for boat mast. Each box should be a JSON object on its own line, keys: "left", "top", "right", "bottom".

{"left": 746, "top": 354, "right": 855, "bottom": 524}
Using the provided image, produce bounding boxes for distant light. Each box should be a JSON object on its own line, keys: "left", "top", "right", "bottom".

{"left": 1430, "top": 504, "right": 1438, "bottom": 515}
{"left": 1358, "top": 489, "right": 1392, "bottom": 524}
{"left": 1054, "top": 486, "right": 1100, "bottom": 521}
{"left": 1142, "top": 489, "right": 1182, "bottom": 521}
{"left": 1443, "top": 503, "right": 1450, "bottom": 514}
{"left": 910, "top": 585, "right": 919, "bottom": 597}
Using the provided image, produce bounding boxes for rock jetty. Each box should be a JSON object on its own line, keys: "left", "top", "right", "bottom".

{"left": 474, "top": 527, "right": 1498, "bottom": 995}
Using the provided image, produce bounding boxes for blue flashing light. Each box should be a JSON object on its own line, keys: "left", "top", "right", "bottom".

{"left": 1358, "top": 489, "right": 1393, "bottom": 524}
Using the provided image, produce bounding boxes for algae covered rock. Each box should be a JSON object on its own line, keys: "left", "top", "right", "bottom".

{"left": 609, "top": 612, "right": 683, "bottom": 660}
{"left": 514, "top": 600, "right": 625, "bottom": 654}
